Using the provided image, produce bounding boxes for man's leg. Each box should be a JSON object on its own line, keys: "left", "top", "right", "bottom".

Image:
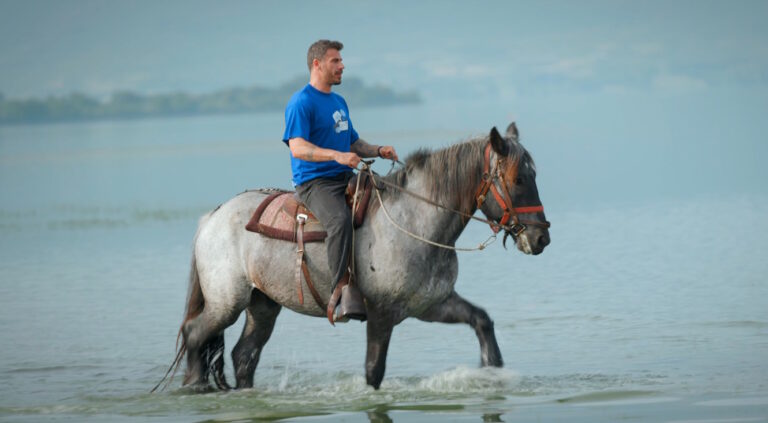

{"left": 296, "top": 172, "right": 353, "bottom": 291}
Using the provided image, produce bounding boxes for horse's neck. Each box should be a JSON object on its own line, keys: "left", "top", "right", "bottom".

{"left": 392, "top": 164, "right": 481, "bottom": 247}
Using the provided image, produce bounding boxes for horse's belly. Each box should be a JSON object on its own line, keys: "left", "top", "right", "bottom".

{"left": 356, "top": 269, "right": 457, "bottom": 316}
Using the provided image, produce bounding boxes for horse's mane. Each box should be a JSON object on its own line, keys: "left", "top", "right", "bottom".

{"left": 381, "top": 133, "right": 535, "bottom": 215}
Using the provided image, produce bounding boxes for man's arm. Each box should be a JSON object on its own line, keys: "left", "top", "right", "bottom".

{"left": 351, "top": 138, "right": 400, "bottom": 161}
{"left": 349, "top": 138, "right": 379, "bottom": 158}
{"left": 288, "top": 137, "right": 361, "bottom": 168}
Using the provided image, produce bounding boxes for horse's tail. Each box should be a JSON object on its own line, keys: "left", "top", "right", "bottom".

{"left": 151, "top": 213, "right": 210, "bottom": 393}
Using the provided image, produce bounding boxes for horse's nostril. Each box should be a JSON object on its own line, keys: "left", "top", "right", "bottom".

{"left": 538, "top": 234, "right": 550, "bottom": 247}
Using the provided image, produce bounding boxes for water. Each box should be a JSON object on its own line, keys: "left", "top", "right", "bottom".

{"left": 1, "top": 109, "right": 767, "bottom": 422}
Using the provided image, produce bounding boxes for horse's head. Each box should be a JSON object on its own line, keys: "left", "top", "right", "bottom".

{"left": 477, "top": 122, "right": 550, "bottom": 255}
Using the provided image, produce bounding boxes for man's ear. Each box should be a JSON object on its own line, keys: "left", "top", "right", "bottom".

{"left": 490, "top": 127, "right": 509, "bottom": 156}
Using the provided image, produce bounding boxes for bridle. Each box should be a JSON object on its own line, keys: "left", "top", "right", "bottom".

{"left": 474, "top": 143, "right": 551, "bottom": 240}
{"left": 360, "top": 140, "right": 550, "bottom": 251}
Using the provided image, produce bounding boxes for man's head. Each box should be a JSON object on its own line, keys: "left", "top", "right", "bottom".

{"left": 307, "top": 39, "right": 344, "bottom": 87}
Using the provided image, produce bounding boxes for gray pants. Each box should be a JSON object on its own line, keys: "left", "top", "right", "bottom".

{"left": 295, "top": 171, "right": 353, "bottom": 291}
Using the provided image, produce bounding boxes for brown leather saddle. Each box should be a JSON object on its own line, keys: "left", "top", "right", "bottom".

{"left": 244, "top": 172, "right": 374, "bottom": 324}
{"left": 245, "top": 172, "right": 373, "bottom": 242}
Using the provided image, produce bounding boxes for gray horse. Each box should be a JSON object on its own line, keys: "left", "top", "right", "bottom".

{"left": 157, "top": 122, "right": 550, "bottom": 392}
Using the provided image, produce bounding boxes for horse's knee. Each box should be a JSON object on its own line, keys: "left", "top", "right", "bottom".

{"left": 470, "top": 309, "right": 494, "bottom": 332}
{"left": 182, "top": 317, "right": 207, "bottom": 351}
{"left": 184, "top": 306, "right": 241, "bottom": 348}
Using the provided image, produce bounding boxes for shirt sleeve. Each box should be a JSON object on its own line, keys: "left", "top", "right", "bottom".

{"left": 282, "top": 96, "right": 311, "bottom": 145}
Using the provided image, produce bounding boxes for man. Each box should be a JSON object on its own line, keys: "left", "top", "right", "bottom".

{"left": 282, "top": 40, "right": 398, "bottom": 320}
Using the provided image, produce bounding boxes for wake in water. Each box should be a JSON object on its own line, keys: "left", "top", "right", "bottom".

{"left": 237, "top": 365, "right": 521, "bottom": 405}
{"left": 161, "top": 365, "right": 661, "bottom": 404}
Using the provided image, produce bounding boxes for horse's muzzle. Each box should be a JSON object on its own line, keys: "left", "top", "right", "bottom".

{"left": 531, "top": 231, "right": 550, "bottom": 255}
{"left": 515, "top": 228, "right": 550, "bottom": 255}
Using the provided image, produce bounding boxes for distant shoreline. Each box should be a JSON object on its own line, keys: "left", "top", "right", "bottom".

{"left": 0, "top": 76, "right": 421, "bottom": 125}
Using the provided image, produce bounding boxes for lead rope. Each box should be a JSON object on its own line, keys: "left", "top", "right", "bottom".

{"left": 359, "top": 161, "right": 497, "bottom": 252}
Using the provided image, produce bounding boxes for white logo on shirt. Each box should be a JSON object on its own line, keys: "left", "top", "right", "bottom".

{"left": 333, "top": 110, "right": 349, "bottom": 133}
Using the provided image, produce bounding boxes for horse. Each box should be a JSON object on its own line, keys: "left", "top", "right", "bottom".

{"left": 155, "top": 122, "right": 550, "bottom": 392}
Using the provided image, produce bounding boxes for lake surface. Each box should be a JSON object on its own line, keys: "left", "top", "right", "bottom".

{"left": 1, "top": 108, "right": 767, "bottom": 422}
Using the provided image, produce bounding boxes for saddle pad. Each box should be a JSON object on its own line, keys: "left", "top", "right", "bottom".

{"left": 245, "top": 192, "right": 328, "bottom": 243}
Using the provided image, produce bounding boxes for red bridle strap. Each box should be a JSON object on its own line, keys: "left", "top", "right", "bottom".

{"left": 475, "top": 143, "right": 548, "bottom": 234}
{"left": 513, "top": 205, "right": 545, "bottom": 214}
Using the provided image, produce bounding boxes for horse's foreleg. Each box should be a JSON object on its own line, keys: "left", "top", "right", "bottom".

{"left": 231, "top": 290, "right": 281, "bottom": 389}
{"left": 418, "top": 292, "right": 503, "bottom": 367}
{"left": 365, "top": 309, "right": 395, "bottom": 389}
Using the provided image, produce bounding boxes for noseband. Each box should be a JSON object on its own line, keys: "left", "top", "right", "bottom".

{"left": 474, "top": 143, "right": 551, "bottom": 238}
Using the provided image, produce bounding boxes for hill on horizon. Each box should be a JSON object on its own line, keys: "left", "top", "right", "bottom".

{"left": 0, "top": 76, "right": 421, "bottom": 125}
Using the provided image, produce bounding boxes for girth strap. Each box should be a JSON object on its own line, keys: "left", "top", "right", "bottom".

{"left": 295, "top": 215, "right": 306, "bottom": 304}
{"left": 296, "top": 214, "right": 326, "bottom": 310}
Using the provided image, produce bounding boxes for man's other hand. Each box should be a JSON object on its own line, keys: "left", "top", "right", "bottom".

{"left": 378, "top": 146, "right": 399, "bottom": 162}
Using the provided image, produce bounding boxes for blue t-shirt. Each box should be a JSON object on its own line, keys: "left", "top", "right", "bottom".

{"left": 282, "top": 84, "right": 359, "bottom": 186}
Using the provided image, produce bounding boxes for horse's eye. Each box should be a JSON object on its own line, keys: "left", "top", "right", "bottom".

{"left": 515, "top": 177, "right": 523, "bottom": 185}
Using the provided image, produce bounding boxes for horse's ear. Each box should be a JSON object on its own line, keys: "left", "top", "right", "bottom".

{"left": 506, "top": 122, "right": 519, "bottom": 140}
{"left": 490, "top": 127, "right": 509, "bottom": 156}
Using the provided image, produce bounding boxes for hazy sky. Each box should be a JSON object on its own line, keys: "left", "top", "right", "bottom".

{"left": 1, "top": 0, "right": 766, "bottom": 100}
{"left": 2, "top": 0, "right": 767, "bottom": 202}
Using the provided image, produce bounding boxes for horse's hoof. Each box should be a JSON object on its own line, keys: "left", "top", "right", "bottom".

{"left": 213, "top": 374, "right": 232, "bottom": 391}
{"left": 179, "top": 382, "right": 215, "bottom": 394}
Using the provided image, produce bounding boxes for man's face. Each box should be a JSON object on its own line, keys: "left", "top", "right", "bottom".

{"left": 316, "top": 48, "right": 344, "bottom": 85}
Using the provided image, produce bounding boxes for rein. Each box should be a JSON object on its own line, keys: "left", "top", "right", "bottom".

{"left": 359, "top": 142, "right": 550, "bottom": 251}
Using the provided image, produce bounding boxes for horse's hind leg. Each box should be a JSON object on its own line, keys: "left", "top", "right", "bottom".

{"left": 231, "top": 289, "right": 281, "bottom": 389}
{"left": 206, "top": 333, "right": 230, "bottom": 390}
{"left": 418, "top": 292, "right": 503, "bottom": 367}
{"left": 183, "top": 305, "right": 242, "bottom": 389}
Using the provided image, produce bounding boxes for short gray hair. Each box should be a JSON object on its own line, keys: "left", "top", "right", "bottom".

{"left": 307, "top": 40, "right": 343, "bottom": 71}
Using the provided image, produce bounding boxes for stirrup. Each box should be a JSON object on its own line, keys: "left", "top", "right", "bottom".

{"left": 337, "top": 284, "right": 366, "bottom": 322}
{"left": 327, "top": 274, "right": 367, "bottom": 325}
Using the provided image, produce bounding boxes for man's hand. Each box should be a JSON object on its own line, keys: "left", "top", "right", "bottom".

{"left": 378, "top": 146, "right": 399, "bottom": 162}
{"left": 335, "top": 151, "right": 362, "bottom": 169}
